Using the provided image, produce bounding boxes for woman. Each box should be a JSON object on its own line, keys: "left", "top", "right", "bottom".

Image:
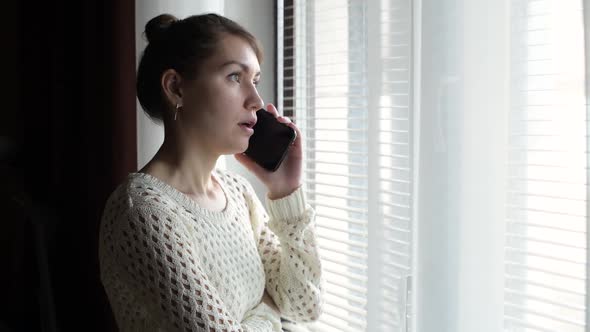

{"left": 99, "top": 13, "right": 322, "bottom": 331}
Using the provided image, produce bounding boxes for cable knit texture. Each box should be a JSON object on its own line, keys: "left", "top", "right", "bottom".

{"left": 99, "top": 169, "right": 322, "bottom": 331}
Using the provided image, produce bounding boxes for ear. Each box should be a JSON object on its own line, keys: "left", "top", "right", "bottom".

{"left": 161, "top": 69, "right": 183, "bottom": 107}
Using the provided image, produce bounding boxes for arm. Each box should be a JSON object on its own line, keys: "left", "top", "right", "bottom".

{"left": 110, "top": 202, "right": 281, "bottom": 331}
{"left": 245, "top": 185, "right": 323, "bottom": 322}
{"left": 233, "top": 103, "right": 323, "bottom": 322}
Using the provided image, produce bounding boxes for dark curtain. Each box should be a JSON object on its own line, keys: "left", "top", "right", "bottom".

{"left": 2, "top": 0, "right": 136, "bottom": 331}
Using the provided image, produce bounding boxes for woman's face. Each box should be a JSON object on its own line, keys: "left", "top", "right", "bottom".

{"left": 179, "top": 33, "right": 264, "bottom": 155}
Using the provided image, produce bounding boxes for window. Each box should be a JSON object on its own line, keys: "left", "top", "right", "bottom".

{"left": 504, "top": 1, "right": 588, "bottom": 331}
{"left": 281, "top": 0, "right": 589, "bottom": 331}
{"left": 280, "top": 0, "right": 414, "bottom": 330}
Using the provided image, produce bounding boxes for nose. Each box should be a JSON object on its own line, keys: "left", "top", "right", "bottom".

{"left": 245, "top": 84, "right": 264, "bottom": 111}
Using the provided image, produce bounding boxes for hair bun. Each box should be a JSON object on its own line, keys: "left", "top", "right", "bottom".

{"left": 144, "top": 14, "right": 178, "bottom": 44}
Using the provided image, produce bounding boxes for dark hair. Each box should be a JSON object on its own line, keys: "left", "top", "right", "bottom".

{"left": 136, "top": 13, "right": 263, "bottom": 123}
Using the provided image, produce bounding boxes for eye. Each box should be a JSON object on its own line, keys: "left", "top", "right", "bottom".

{"left": 228, "top": 73, "right": 241, "bottom": 83}
{"left": 253, "top": 79, "right": 261, "bottom": 87}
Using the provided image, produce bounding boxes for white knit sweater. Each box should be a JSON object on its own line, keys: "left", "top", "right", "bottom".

{"left": 99, "top": 170, "right": 323, "bottom": 331}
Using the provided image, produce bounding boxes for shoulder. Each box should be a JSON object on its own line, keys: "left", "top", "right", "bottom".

{"left": 101, "top": 173, "right": 185, "bottom": 230}
{"left": 103, "top": 173, "right": 165, "bottom": 209}
{"left": 99, "top": 174, "right": 189, "bottom": 260}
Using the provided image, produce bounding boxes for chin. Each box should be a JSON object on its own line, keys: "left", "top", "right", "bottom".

{"left": 225, "top": 141, "right": 249, "bottom": 155}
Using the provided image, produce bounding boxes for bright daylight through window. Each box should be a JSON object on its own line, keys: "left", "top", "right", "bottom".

{"left": 280, "top": 0, "right": 589, "bottom": 331}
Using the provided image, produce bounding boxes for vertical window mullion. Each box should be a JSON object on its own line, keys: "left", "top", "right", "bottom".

{"left": 583, "top": 2, "right": 590, "bottom": 330}
{"left": 584, "top": 0, "right": 590, "bottom": 330}
{"left": 365, "top": 0, "right": 383, "bottom": 330}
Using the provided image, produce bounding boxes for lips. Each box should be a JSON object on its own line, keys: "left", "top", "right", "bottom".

{"left": 239, "top": 119, "right": 257, "bottom": 129}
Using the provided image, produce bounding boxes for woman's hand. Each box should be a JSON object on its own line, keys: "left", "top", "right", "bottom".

{"left": 234, "top": 103, "right": 303, "bottom": 199}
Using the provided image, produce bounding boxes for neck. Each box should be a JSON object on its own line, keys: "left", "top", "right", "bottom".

{"left": 141, "top": 130, "right": 220, "bottom": 196}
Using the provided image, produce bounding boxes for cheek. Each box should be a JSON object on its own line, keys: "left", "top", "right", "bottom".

{"left": 189, "top": 80, "right": 238, "bottom": 109}
{"left": 182, "top": 79, "right": 243, "bottom": 126}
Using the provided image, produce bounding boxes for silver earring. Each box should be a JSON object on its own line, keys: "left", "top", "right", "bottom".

{"left": 175, "top": 104, "right": 182, "bottom": 121}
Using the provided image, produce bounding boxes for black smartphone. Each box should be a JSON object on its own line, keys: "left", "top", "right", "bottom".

{"left": 244, "top": 108, "right": 297, "bottom": 172}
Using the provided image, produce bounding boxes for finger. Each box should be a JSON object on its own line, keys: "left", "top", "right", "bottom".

{"left": 266, "top": 103, "right": 280, "bottom": 117}
{"left": 276, "top": 116, "right": 292, "bottom": 124}
{"left": 284, "top": 121, "right": 302, "bottom": 148}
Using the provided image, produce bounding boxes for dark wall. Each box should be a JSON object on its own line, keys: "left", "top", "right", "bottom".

{"left": 2, "top": 1, "right": 136, "bottom": 331}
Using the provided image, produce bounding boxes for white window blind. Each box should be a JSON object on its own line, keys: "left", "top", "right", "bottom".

{"left": 505, "top": 1, "right": 588, "bottom": 331}
{"left": 279, "top": 0, "right": 414, "bottom": 331}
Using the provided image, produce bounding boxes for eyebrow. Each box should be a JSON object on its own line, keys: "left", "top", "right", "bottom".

{"left": 221, "top": 61, "right": 261, "bottom": 77}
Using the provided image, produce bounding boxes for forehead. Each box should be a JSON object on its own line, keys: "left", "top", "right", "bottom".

{"left": 208, "top": 34, "right": 261, "bottom": 71}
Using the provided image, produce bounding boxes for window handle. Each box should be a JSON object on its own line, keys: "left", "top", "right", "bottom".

{"left": 399, "top": 274, "right": 412, "bottom": 332}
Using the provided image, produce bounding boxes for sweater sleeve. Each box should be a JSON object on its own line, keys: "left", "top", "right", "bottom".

{"left": 108, "top": 202, "right": 281, "bottom": 332}
{"left": 241, "top": 302, "right": 282, "bottom": 331}
{"left": 244, "top": 184, "right": 323, "bottom": 322}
